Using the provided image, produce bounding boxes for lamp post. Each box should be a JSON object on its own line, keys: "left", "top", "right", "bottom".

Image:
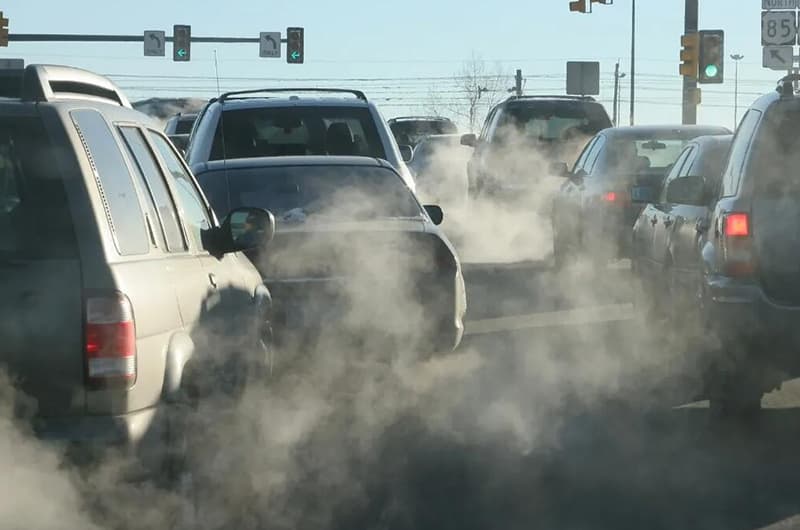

{"left": 730, "top": 53, "right": 744, "bottom": 129}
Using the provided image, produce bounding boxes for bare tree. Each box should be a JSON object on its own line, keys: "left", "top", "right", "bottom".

{"left": 428, "top": 52, "right": 508, "bottom": 132}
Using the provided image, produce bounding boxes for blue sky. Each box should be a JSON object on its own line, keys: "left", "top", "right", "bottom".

{"left": 0, "top": 0, "right": 783, "bottom": 129}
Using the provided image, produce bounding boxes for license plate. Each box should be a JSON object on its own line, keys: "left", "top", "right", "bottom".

{"left": 630, "top": 186, "right": 652, "bottom": 203}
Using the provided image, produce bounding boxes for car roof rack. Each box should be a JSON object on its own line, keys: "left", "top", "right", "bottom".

{"left": 214, "top": 88, "right": 367, "bottom": 103}
{"left": 506, "top": 94, "right": 597, "bottom": 102}
{"left": 776, "top": 74, "right": 800, "bottom": 97}
{"left": 389, "top": 116, "right": 453, "bottom": 121}
{"left": 21, "top": 64, "right": 131, "bottom": 108}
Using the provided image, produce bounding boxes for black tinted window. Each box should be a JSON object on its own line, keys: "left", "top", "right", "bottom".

{"left": 210, "top": 106, "right": 385, "bottom": 161}
{"left": 149, "top": 132, "right": 212, "bottom": 250}
{"left": 0, "top": 116, "right": 77, "bottom": 259}
{"left": 751, "top": 106, "right": 800, "bottom": 197}
{"left": 390, "top": 120, "right": 458, "bottom": 146}
{"left": 119, "top": 127, "right": 186, "bottom": 252}
{"left": 495, "top": 102, "right": 611, "bottom": 142}
{"left": 723, "top": 110, "right": 761, "bottom": 196}
{"left": 198, "top": 165, "right": 421, "bottom": 222}
{"left": 71, "top": 109, "right": 148, "bottom": 256}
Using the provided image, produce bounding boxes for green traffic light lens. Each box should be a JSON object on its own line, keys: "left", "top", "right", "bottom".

{"left": 704, "top": 64, "right": 719, "bottom": 78}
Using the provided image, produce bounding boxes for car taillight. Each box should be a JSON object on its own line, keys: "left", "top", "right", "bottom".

{"left": 721, "top": 212, "right": 755, "bottom": 277}
{"left": 85, "top": 293, "right": 136, "bottom": 388}
{"left": 601, "top": 190, "right": 630, "bottom": 205}
{"left": 602, "top": 191, "right": 617, "bottom": 202}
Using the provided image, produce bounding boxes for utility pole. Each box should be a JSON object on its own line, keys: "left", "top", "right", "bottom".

{"left": 731, "top": 53, "right": 744, "bottom": 129}
{"left": 513, "top": 69, "right": 523, "bottom": 97}
{"left": 629, "top": 0, "right": 636, "bottom": 126}
{"left": 682, "top": 0, "right": 699, "bottom": 125}
{"left": 613, "top": 62, "right": 626, "bottom": 127}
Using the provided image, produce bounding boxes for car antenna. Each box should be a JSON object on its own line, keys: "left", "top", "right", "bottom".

{"left": 213, "top": 49, "right": 232, "bottom": 214}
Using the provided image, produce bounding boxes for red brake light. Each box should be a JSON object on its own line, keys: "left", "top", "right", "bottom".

{"left": 724, "top": 213, "right": 750, "bottom": 237}
{"left": 602, "top": 191, "right": 617, "bottom": 202}
{"left": 85, "top": 293, "right": 136, "bottom": 388}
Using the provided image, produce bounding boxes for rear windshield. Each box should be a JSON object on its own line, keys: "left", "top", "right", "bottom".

{"left": 198, "top": 165, "right": 422, "bottom": 222}
{"left": 751, "top": 105, "right": 800, "bottom": 196}
{"left": 210, "top": 106, "right": 386, "bottom": 161}
{"left": 495, "top": 102, "right": 611, "bottom": 143}
{"left": 596, "top": 136, "right": 704, "bottom": 177}
{"left": 390, "top": 120, "right": 458, "bottom": 145}
{"left": 0, "top": 116, "right": 76, "bottom": 259}
{"left": 175, "top": 116, "right": 195, "bottom": 134}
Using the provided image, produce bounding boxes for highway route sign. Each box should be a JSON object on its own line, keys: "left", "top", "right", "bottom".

{"left": 763, "top": 45, "right": 795, "bottom": 69}
{"left": 762, "top": 10, "right": 798, "bottom": 45}
{"left": 763, "top": 0, "right": 797, "bottom": 9}
{"left": 260, "top": 32, "right": 281, "bottom": 58}
{"left": 144, "top": 30, "right": 166, "bottom": 57}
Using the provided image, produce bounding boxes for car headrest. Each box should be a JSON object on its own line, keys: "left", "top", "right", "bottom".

{"left": 326, "top": 122, "right": 355, "bottom": 155}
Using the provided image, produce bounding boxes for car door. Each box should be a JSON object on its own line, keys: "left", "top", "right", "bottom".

{"left": 555, "top": 135, "right": 598, "bottom": 249}
{"left": 147, "top": 130, "right": 257, "bottom": 349}
{"left": 652, "top": 146, "right": 698, "bottom": 274}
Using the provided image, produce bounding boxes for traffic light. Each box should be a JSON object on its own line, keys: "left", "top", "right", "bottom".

{"left": 286, "top": 27, "right": 304, "bottom": 64}
{"left": 173, "top": 24, "right": 191, "bottom": 62}
{"left": 0, "top": 12, "right": 8, "bottom": 48}
{"left": 679, "top": 32, "right": 699, "bottom": 78}
{"left": 698, "top": 30, "right": 724, "bottom": 84}
{"left": 569, "top": 0, "right": 591, "bottom": 13}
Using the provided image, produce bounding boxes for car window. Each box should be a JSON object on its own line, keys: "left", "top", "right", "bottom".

{"left": 0, "top": 116, "right": 77, "bottom": 259}
{"left": 118, "top": 127, "right": 187, "bottom": 252}
{"left": 389, "top": 120, "right": 457, "bottom": 146}
{"left": 480, "top": 108, "right": 497, "bottom": 140}
{"left": 722, "top": 110, "right": 761, "bottom": 197}
{"left": 659, "top": 147, "right": 695, "bottom": 203}
{"left": 750, "top": 105, "right": 800, "bottom": 197}
{"left": 148, "top": 131, "right": 212, "bottom": 251}
{"left": 572, "top": 136, "right": 598, "bottom": 172}
{"left": 210, "top": 106, "right": 386, "bottom": 161}
{"left": 585, "top": 136, "right": 607, "bottom": 174}
{"left": 494, "top": 102, "right": 610, "bottom": 144}
{"left": 198, "top": 165, "right": 422, "bottom": 221}
{"left": 71, "top": 109, "right": 149, "bottom": 256}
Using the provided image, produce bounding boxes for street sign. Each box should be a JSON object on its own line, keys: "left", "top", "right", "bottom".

{"left": 763, "top": 0, "right": 797, "bottom": 9}
{"left": 566, "top": 61, "right": 600, "bottom": 95}
{"left": 763, "top": 45, "right": 795, "bottom": 69}
{"left": 143, "top": 30, "right": 165, "bottom": 57}
{"left": 762, "top": 10, "right": 797, "bottom": 45}
{"left": 259, "top": 32, "right": 281, "bottom": 58}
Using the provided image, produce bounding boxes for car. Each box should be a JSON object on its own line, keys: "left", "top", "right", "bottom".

{"left": 407, "top": 133, "right": 472, "bottom": 209}
{"left": 461, "top": 95, "right": 613, "bottom": 200}
{"left": 551, "top": 124, "right": 731, "bottom": 268}
{"left": 388, "top": 116, "right": 458, "bottom": 148}
{"left": 193, "top": 156, "right": 467, "bottom": 355}
{"left": 164, "top": 112, "right": 198, "bottom": 154}
{"left": 0, "top": 64, "right": 274, "bottom": 470}
{"left": 631, "top": 134, "right": 733, "bottom": 322}
{"left": 690, "top": 75, "right": 800, "bottom": 414}
{"left": 184, "top": 88, "right": 417, "bottom": 192}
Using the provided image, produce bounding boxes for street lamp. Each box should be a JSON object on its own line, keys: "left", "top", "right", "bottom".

{"left": 731, "top": 53, "right": 744, "bottom": 128}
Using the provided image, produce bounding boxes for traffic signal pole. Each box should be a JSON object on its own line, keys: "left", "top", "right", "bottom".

{"left": 682, "top": 0, "right": 699, "bottom": 125}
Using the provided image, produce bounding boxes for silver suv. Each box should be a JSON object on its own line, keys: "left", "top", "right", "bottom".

{"left": 0, "top": 65, "right": 273, "bottom": 464}
{"left": 184, "top": 88, "right": 416, "bottom": 192}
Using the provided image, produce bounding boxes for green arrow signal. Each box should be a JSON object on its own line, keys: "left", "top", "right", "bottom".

{"left": 290, "top": 50, "right": 301, "bottom": 60}
{"left": 177, "top": 48, "right": 187, "bottom": 58}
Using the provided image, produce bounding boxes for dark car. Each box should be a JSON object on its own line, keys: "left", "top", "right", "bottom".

{"left": 0, "top": 65, "right": 273, "bottom": 470}
{"left": 194, "top": 156, "right": 467, "bottom": 354}
{"left": 551, "top": 125, "right": 731, "bottom": 267}
{"left": 164, "top": 112, "right": 198, "bottom": 154}
{"left": 461, "top": 96, "right": 612, "bottom": 200}
{"left": 632, "top": 134, "right": 733, "bottom": 321}
{"left": 388, "top": 116, "right": 459, "bottom": 148}
{"left": 407, "top": 133, "right": 472, "bottom": 208}
{"left": 690, "top": 76, "right": 800, "bottom": 414}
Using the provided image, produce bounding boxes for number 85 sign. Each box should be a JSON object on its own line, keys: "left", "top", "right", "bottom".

{"left": 762, "top": 10, "right": 798, "bottom": 46}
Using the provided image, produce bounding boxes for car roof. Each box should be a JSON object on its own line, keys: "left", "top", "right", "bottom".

{"left": 686, "top": 134, "right": 734, "bottom": 149}
{"left": 389, "top": 116, "right": 454, "bottom": 122}
{"left": 194, "top": 155, "right": 393, "bottom": 173}
{"left": 212, "top": 97, "right": 371, "bottom": 111}
{"left": 602, "top": 125, "right": 732, "bottom": 139}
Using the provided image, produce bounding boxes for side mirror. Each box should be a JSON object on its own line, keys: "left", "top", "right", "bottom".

{"left": 424, "top": 204, "right": 444, "bottom": 226}
{"left": 221, "top": 207, "right": 275, "bottom": 252}
{"left": 550, "top": 161, "right": 571, "bottom": 178}
{"left": 460, "top": 133, "right": 477, "bottom": 147}
{"left": 399, "top": 145, "right": 414, "bottom": 163}
{"left": 666, "top": 176, "right": 707, "bottom": 206}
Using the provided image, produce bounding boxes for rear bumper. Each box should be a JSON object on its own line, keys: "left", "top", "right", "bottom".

{"left": 33, "top": 406, "right": 159, "bottom": 447}
{"left": 704, "top": 275, "right": 800, "bottom": 373}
